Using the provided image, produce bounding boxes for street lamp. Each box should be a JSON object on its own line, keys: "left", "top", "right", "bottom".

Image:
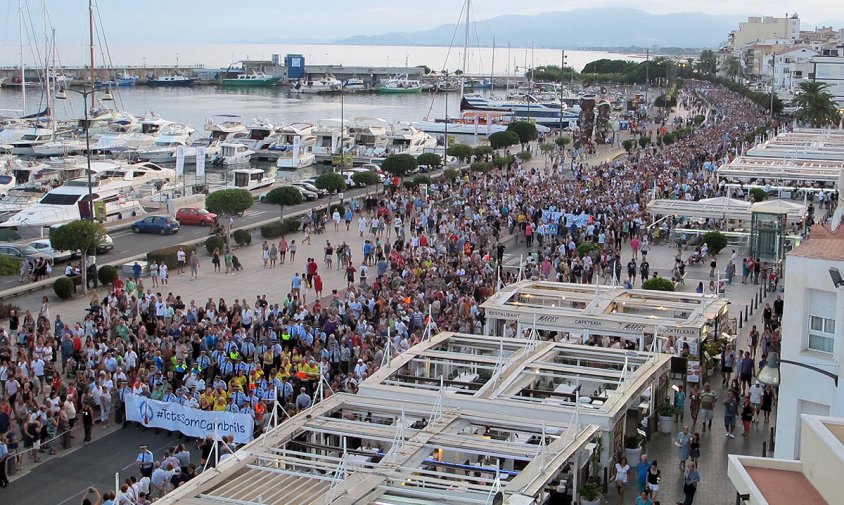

{"left": 55, "top": 85, "right": 113, "bottom": 220}
{"left": 756, "top": 351, "right": 839, "bottom": 387}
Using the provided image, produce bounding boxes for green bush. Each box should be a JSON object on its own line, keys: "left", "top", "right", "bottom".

{"left": 657, "top": 401, "right": 678, "bottom": 417}
{"left": 622, "top": 139, "right": 634, "bottom": 151}
{"left": 638, "top": 136, "right": 652, "bottom": 148}
{"left": 472, "top": 145, "right": 494, "bottom": 160}
{"left": 232, "top": 229, "right": 252, "bottom": 246}
{"left": 642, "top": 277, "right": 675, "bottom": 291}
{"left": 0, "top": 255, "right": 21, "bottom": 276}
{"left": 749, "top": 188, "right": 767, "bottom": 202}
{"left": 329, "top": 204, "right": 345, "bottom": 215}
{"left": 283, "top": 218, "right": 301, "bottom": 232}
{"left": 149, "top": 244, "right": 198, "bottom": 269}
{"left": 53, "top": 277, "right": 74, "bottom": 300}
{"left": 470, "top": 161, "right": 492, "bottom": 174}
{"left": 624, "top": 433, "right": 643, "bottom": 449}
{"left": 412, "top": 175, "right": 432, "bottom": 186}
{"left": 662, "top": 132, "right": 675, "bottom": 145}
{"left": 97, "top": 265, "right": 118, "bottom": 286}
{"left": 205, "top": 235, "right": 226, "bottom": 254}
{"left": 446, "top": 143, "right": 473, "bottom": 162}
{"left": 443, "top": 168, "right": 459, "bottom": 181}
{"left": 702, "top": 230, "right": 728, "bottom": 254}
{"left": 555, "top": 136, "right": 571, "bottom": 148}
{"left": 694, "top": 114, "right": 706, "bottom": 125}
{"left": 580, "top": 482, "right": 601, "bottom": 501}
{"left": 260, "top": 222, "right": 285, "bottom": 239}
{"left": 516, "top": 151, "right": 532, "bottom": 161}
{"left": 577, "top": 242, "right": 602, "bottom": 258}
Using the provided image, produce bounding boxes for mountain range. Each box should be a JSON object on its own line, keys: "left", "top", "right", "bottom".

{"left": 336, "top": 8, "right": 744, "bottom": 49}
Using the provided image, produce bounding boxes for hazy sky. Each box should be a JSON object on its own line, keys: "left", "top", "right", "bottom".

{"left": 0, "top": 0, "right": 835, "bottom": 48}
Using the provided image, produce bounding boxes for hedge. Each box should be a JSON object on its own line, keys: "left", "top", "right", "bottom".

{"left": 702, "top": 231, "right": 728, "bottom": 255}
{"left": 329, "top": 204, "right": 345, "bottom": 215}
{"left": 205, "top": 236, "right": 226, "bottom": 254}
{"left": 260, "top": 218, "right": 301, "bottom": 239}
{"left": 577, "top": 242, "right": 602, "bottom": 258}
{"left": 0, "top": 255, "right": 20, "bottom": 276}
{"left": 232, "top": 229, "right": 252, "bottom": 246}
{"left": 642, "top": 277, "right": 675, "bottom": 291}
{"left": 53, "top": 277, "right": 74, "bottom": 299}
{"left": 148, "top": 244, "right": 198, "bottom": 269}
{"left": 98, "top": 265, "right": 119, "bottom": 286}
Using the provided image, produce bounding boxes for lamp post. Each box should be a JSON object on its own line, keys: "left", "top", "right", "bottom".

{"left": 55, "top": 85, "right": 113, "bottom": 220}
{"left": 756, "top": 351, "right": 839, "bottom": 387}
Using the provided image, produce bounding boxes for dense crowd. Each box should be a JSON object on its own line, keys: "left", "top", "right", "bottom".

{"left": 0, "top": 80, "right": 773, "bottom": 503}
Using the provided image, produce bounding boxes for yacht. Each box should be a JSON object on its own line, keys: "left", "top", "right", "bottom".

{"left": 205, "top": 115, "right": 247, "bottom": 142}
{"left": 90, "top": 113, "right": 175, "bottom": 154}
{"left": 0, "top": 173, "right": 15, "bottom": 195}
{"left": 221, "top": 72, "right": 280, "bottom": 86}
{"left": 136, "top": 124, "right": 196, "bottom": 163}
{"left": 1, "top": 176, "right": 144, "bottom": 228}
{"left": 9, "top": 127, "right": 57, "bottom": 155}
{"left": 219, "top": 167, "right": 273, "bottom": 191}
{"left": 412, "top": 111, "right": 511, "bottom": 136}
{"left": 348, "top": 117, "right": 390, "bottom": 158}
{"left": 93, "top": 161, "right": 176, "bottom": 188}
{"left": 2, "top": 156, "right": 50, "bottom": 185}
{"left": 290, "top": 75, "right": 342, "bottom": 94}
{"left": 313, "top": 119, "right": 354, "bottom": 157}
{"left": 0, "top": 184, "right": 49, "bottom": 220}
{"left": 211, "top": 143, "right": 254, "bottom": 166}
{"left": 343, "top": 78, "right": 367, "bottom": 91}
{"left": 0, "top": 119, "right": 32, "bottom": 147}
{"left": 233, "top": 118, "right": 279, "bottom": 150}
{"left": 383, "top": 124, "right": 437, "bottom": 157}
{"left": 461, "top": 93, "right": 580, "bottom": 128}
{"left": 376, "top": 75, "right": 422, "bottom": 94}
{"left": 272, "top": 123, "right": 317, "bottom": 170}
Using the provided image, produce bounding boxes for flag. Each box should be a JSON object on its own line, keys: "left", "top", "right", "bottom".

{"left": 196, "top": 147, "right": 206, "bottom": 177}
{"left": 175, "top": 146, "right": 185, "bottom": 176}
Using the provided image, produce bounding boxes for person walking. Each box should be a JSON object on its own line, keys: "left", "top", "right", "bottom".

{"left": 614, "top": 456, "right": 630, "bottom": 504}
{"left": 675, "top": 426, "right": 691, "bottom": 469}
{"left": 636, "top": 490, "right": 653, "bottom": 505}
{"left": 211, "top": 248, "right": 221, "bottom": 273}
{"left": 699, "top": 383, "right": 716, "bottom": 433}
{"left": 689, "top": 432, "right": 701, "bottom": 465}
{"left": 646, "top": 460, "right": 661, "bottom": 501}
{"left": 0, "top": 436, "right": 9, "bottom": 488}
{"left": 679, "top": 462, "right": 700, "bottom": 505}
{"left": 674, "top": 385, "right": 686, "bottom": 422}
{"left": 81, "top": 402, "right": 94, "bottom": 443}
{"left": 761, "top": 384, "right": 776, "bottom": 423}
{"left": 688, "top": 384, "right": 701, "bottom": 430}
{"left": 723, "top": 391, "right": 738, "bottom": 439}
{"left": 741, "top": 394, "right": 755, "bottom": 439}
{"left": 136, "top": 444, "right": 154, "bottom": 478}
{"left": 636, "top": 454, "right": 651, "bottom": 493}
{"left": 189, "top": 251, "right": 200, "bottom": 280}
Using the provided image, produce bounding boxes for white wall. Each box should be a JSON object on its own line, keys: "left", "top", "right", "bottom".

{"left": 774, "top": 254, "right": 844, "bottom": 458}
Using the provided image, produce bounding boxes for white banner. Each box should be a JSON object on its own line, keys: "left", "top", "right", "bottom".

{"left": 195, "top": 147, "right": 206, "bottom": 178}
{"left": 124, "top": 394, "right": 253, "bottom": 444}
{"left": 175, "top": 146, "right": 186, "bottom": 176}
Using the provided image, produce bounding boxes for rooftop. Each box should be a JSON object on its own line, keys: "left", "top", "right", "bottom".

{"left": 788, "top": 225, "right": 844, "bottom": 261}
{"left": 743, "top": 467, "right": 827, "bottom": 505}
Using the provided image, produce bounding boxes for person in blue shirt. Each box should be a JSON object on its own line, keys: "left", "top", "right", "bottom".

{"left": 636, "top": 454, "right": 651, "bottom": 493}
{"left": 0, "top": 436, "right": 9, "bottom": 487}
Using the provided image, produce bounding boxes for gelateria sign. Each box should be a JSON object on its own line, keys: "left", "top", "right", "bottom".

{"left": 484, "top": 309, "right": 703, "bottom": 338}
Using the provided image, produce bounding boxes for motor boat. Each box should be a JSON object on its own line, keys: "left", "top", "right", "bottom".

{"left": 383, "top": 124, "right": 437, "bottom": 157}
{"left": 211, "top": 143, "right": 254, "bottom": 166}
{"left": 205, "top": 115, "right": 248, "bottom": 142}
{"left": 90, "top": 113, "right": 176, "bottom": 154}
{"left": 93, "top": 161, "right": 176, "bottom": 189}
{"left": 348, "top": 117, "right": 390, "bottom": 158}
{"left": 343, "top": 78, "right": 367, "bottom": 91}
{"left": 0, "top": 173, "right": 15, "bottom": 196}
{"left": 216, "top": 167, "right": 273, "bottom": 191}
{"left": 290, "top": 75, "right": 342, "bottom": 94}
{"left": 1, "top": 176, "right": 145, "bottom": 228}
{"left": 271, "top": 123, "right": 317, "bottom": 170}
{"left": 461, "top": 93, "right": 580, "bottom": 128}
{"left": 136, "top": 124, "right": 196, "bottom": 163}
{"left": 9, "top": 127, "right": 57, "bottom": 156}
{"left": 221, "top": 72, "right": 280, "bottom": 86}
{"left": 312, "top": 119, "right": 354, "bottom": 157}
{"left": 147, "top": 75, "right": 195, "bottom": 87}
{"left": 412, "top": 111, "right": 512, "bottom": 136}
{"left": 376, "top": 75, "right": 422, "bottom": 93}
{"left": 2, "top": 155, "right": 50, "bottom": 184}
{"left": 232, "top": 118, "right": 280, "bottom": 150}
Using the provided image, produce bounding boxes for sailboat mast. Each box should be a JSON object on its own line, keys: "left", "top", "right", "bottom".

{"left": 19, "top": 0, "right": 26, "bottom": 115}
{"left": 43, "top": 0, "right": 51, "bottom": 125}
{"left": 490, "top": 36, "right": 495, "bottom": 94}
{"left": 88, "top": 0, "right": 96, "bottom": 108}
{"left": 506, "top": 43, "right": 510, "bottom": 95}
{"left": 459, "top": 0, "right": 470, "bottom": 99}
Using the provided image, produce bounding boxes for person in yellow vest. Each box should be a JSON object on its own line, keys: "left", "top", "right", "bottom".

{"left": 212, "top": 394, "right": 227, "bottom": 411}
{"left": 278, "top": 358, "right": 292, "bottom": 380}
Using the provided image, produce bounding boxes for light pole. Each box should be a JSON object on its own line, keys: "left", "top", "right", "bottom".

{"left": 441, "top": 69, "right": 450, "bottom": 166}
{"left": 56, "top": 85, "right": 113, "bottom": 220}
{"left": 757, "top": 351, "right": 839, "bottom": 387}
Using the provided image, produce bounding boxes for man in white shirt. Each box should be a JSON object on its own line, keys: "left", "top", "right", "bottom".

{"left": 354, "top": 359, "right": 368, "bottom": 380}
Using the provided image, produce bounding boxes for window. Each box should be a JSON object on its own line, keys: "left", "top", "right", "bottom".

{"left": 809, "top": 315, "right": 835, "bottom": 353}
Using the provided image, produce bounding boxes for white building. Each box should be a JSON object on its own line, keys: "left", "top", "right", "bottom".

{"left": 774, "top": 226, "right": 844, "bottom": 459}
{"left": 812, "top": 47, "right": 844, "bottom": 108}
{"left": 765, "top": 47, "right": 818, "bottom": 96}
{"left": 731, "top": 15, "right": 801, "bottom": 48}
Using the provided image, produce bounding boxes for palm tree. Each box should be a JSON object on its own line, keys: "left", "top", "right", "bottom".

{"left": 793, "top": 82, "right": 842, "bottom": 128}
{"left": 720, "top": 56, "right": 743, "bottom": 82}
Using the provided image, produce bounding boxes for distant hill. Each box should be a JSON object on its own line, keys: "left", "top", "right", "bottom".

{"left": 336, "top": 8, "right": 740, "bottom": 49}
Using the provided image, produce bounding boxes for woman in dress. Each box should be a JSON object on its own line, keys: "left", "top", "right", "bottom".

{"left": 676, "top": 425, "right": 691, "bottom": 469}
{"left": 212, "top": 248, "right": 221, "bottom": 272}
{"left": 689, "top": 432, "right": 701, "bottom": 465}
{"left": 761, "top": 384, "right": 776, "bottom": 423}
{"left": 614, "top": 456, "right": 630, "bottom": 504}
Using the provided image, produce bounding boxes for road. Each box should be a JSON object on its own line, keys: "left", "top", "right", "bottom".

{"left": 4, "top": 425, "right": 201, "bottom": 504}
{"left": 0, "top": 185, "right": 379, "bottom": 293}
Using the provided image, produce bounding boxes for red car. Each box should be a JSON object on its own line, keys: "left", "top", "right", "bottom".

{"left": 175, "top": 207, "right": 217, "bottom": 226}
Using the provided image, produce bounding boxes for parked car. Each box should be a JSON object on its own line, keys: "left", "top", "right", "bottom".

{"left": 175, "top": 207, "right": 218, "bottom": 226}
{"left": 0, "top": 243, "right": 42, "bottom": 260}
{"left": 96, "top": 234, "right": 114, "bottom": 254}
{"left": 28, "top": 239, "right": 74, "bottom": 262}
{"left": 259, "top": 185, "right": 318, "bottom": 203}
{"left": 292, "top": 181, "right": 328, "bottom": 197}
{"left": 131, "top": 215, "right": 180, "bottom": 235}
{"left": 345, "top": 166, "right": 386, "bottom": 182}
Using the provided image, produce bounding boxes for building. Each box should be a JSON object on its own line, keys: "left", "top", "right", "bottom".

{"left": 746, "top": 128, "right": 844, "bottom": 161}
{"left": 154, "top": 393, "right": 600, "bottom": 505}
{"left": 731, "top": 15, "right": 801, "bottom": 48}
{"left": 773, "top": 225, "right": 844, "bottom": 459}
{"left": 359, "top": 331, "right": 672, "bottom": 466}
{"left": 767, "top": 47, "right": 818, "bottom": 96}
{"left": 728, "top": 414, "right": 843, "bottom": 505}
{"left": 811, "top": 46, "right": 844, "bottom": 108}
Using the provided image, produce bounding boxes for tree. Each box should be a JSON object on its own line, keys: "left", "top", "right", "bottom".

{"left": 264, "top": 186, "right": 303, "bottom": 221}
{"left": 206, "top": 189, "right": 253, "bottom": 217}
{"left": 488, "top": 131, "right": 520, "bottom": 150}
{"left": 793, "top": 82, "right": 842, "bottom": 128}
{"left": 554, "top": 136, "right": 571, "bottom": 149}
{"left": 446, "top": 143, "right": 473, "bottom": 162}
{"left": 749, "top": 187, "right": 767, "bottom": 202}
{"left": 352, "top": 171, "right": 380, "bottom": 194}
{"left": 702, "top": 231, "right": 728, "bottom": 255}
{"left": 51, "top": 220, "right": 106, "bottom": 294}
{"left": 721, "top": 56, "right": 743, "bottom": 82}
{"left": 698, "top": 49, "right": 718, "bottom": 75}
{"left": 638, "top": 136, "right": 652, "bottom": 149}
{"left": 416, "top": 152, "right": 442, "bottom": 170}
{"left": 314, "top": 172, "right": 347, "bottom": 213}
{"left": 443, "top": 168, "right": 459, "bottom": 181}
{"left": 470, "top": 161, "right": 492, "bottom": 174}
{"left": 381, "top": 153, "right": 418, "bottom": 184}
{"left": 506, "top": 121, "right": 538, "bottom": 149}
{"left": 472, "top": 145, "right": 493, "bottom": 161}
{"left": 516, "top": 151, "right": 532, "bottom": 161}
{"left": 492, "top": 155, "right": 513, "bottom": 169}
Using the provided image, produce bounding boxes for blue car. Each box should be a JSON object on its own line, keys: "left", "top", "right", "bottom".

{"left": 131, "top": 215, "right": 180, "bottom": 235}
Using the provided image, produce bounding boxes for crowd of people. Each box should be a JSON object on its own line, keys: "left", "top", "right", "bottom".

{"left": 0, "top": 80, "right": 775, "bottom": 503}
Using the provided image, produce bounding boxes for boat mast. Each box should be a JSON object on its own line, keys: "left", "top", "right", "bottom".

{"left": 490, "top": 36, "right": 495, "bottom": 94}
{"left": 19, "top": 0, "right": 26, "bottom": 115}
{"left": 459, "top": 0, "right": 470, "bottom": 99}
{"left": 43, "top": 0, "right": 52, "bottom": 128}
{"left": 506, "top": 43, "right": 510, "bottom": 95}
{"left": 88, "top": 0, "right": 95, "bottom": 108}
